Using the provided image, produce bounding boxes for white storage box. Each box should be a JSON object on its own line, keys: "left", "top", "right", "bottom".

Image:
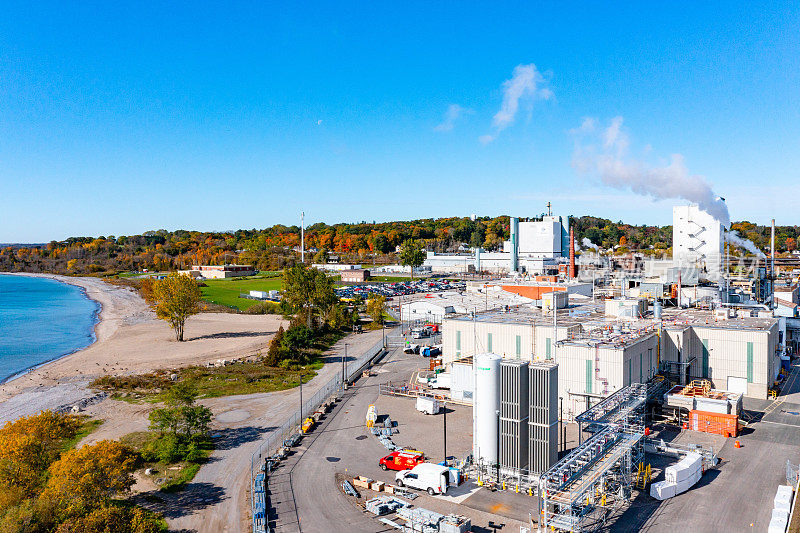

{"left": 650, "top": 480, "right": 677, "bottom": 500}
{"left": 768, "top": 515, "right": 788, "bottom": 533}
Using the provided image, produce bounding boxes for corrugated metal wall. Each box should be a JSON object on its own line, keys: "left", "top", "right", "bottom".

{"left": 528, "top": 362, "right": 558, "bottom": 474}
{"left": 500, "top": 361, "right": 529, "bottom": 472}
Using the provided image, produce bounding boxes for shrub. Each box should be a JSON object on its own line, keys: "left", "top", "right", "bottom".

{"left": 245, "top": 301, "right": 281, "bottom": 315}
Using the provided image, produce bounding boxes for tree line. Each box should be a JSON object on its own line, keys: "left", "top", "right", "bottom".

{"left": 3, "top": 214, "right": 794, "bottom": 275}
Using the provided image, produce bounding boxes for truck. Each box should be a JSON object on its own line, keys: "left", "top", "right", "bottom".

{"left": 395, "top": 463, "right": 449, "bottom": 495}
{"left": 379, "top": 450, "right": 425, "bottom": 471}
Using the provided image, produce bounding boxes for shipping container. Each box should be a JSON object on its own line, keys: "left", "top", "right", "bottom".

{"left": 689, "top": 410, "right": 738, "bottom": 437}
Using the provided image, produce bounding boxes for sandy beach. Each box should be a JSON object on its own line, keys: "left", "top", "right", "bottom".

{"left": 0, "top": 274, "right": 286, "bottom": 423}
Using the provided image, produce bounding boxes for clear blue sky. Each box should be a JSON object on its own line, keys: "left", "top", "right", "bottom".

{"left": 1, "top": 2, "right": 798, "bottom": 241}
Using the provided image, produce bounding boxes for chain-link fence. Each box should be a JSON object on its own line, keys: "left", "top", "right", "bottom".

{"left": 250, "top": 336, "right": 389, "bottom": 533}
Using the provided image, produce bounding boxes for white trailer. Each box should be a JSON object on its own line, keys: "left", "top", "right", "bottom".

{"left": 416, "top": 396, "right": 440, "bottom": 415}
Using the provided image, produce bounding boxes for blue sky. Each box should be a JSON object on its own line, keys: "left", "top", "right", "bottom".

{"left": 1, "top": 2, "right": 798, "bottom": 241}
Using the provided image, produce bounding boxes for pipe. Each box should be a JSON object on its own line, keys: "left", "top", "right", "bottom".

{"left": 569, "top": 227, "right": 576, "bottom": 279}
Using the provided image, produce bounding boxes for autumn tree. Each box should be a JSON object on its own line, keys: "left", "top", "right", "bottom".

{"left": 0, "top": 410, "right": 81, "bottom": 505}
{"left": 786, "top": 237, "right": 796, "bottom": 253}
{"left": 40, "top": 440, "right": 137, "bottom": 520}
{"left": 399, "top": 240, "right": 424, "bottom": 279}
{"left": 367, "top": 294, "right": 386, "bottom": 325}
{"left": 151, "top": 273, "right": 201, "bottom": 341}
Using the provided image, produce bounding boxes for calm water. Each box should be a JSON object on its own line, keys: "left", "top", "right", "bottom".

{"left": 0, "top": 275, "right": 99, "bottom": 382}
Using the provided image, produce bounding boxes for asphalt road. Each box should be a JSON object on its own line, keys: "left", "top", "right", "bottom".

{"left": 151, "top": 329, "right": 387, "bottom": 533}
{"left": 268, "top": 347, "right": 532, "bottom": 533}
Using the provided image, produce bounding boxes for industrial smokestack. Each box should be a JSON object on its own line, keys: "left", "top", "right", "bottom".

{"left": 569, "top": 227, "right": 576, "bottom": 279}
{"left": 771, "top": 219, "right": 776, "bottom": 309}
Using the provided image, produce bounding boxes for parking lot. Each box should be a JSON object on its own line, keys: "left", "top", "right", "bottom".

{"left": 334, "top": 279, "right": 466, "bottom": 300}
{"left": 265, "top": 352, "right": 800, "bottom": 533}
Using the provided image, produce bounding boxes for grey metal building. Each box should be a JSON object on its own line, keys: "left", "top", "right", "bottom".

{"left": 529, "top": 361, "right": 559, "bottom": 474}
{"left": 500, "top": 360, "right": 529, "bottom": 473}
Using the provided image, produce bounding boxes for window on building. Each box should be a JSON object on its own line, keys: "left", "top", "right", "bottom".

{"left": 515, "top": 335, "right": 521, "bottom": 359}
{"left": 456, "top": 330, "right": 461, "bottom": 353}
{"left": 487, "top": 333, "right": 493, "bottom": 353}
{"left": 701, "top": 339, "right": 710, "bottom": 378}
{"left": 747, "top": 341, "right": 754, "bottom": 383}
{"left": 546, "top": 338, "right": 552, "bottom": 359}
{"left": 628, "top": 359, "right": 632, "bottom": 385}
{"left": 586, "top": 360, "right": 593, "bottom": 394}
{"left": 648, "top": 348, "right": 654, "bottom": 378}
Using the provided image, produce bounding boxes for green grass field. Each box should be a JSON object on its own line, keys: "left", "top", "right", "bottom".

{"left": 200, "top": 275, "right": 283, "bottom": 310}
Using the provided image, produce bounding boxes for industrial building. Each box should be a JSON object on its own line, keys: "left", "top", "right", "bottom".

{"left": 672, "top": 205, "right": 725, "bottom": 282}
{"left": 442, "top": 299, "right": 781, "bottom": 418}
{"left": 399, "top": 290, "right": 534, "bottom": 324}
{"left": 423, "top": 211, "right": 573, "bottom": 275}
{"left": 178, "top": 264, "right": 255, "bottom": 279}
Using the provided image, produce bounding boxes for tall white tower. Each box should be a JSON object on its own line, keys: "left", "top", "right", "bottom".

{"left": 673, "top": 205, "right": 724, "bottom": 281}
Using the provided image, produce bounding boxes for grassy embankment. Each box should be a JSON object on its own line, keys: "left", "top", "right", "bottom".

{"left": 120, "top": 431, "right": 214, "bottom": 493}
{"left": 90, "top": 328, "right": 345, "bottom": 402}
{"left": 199, "top": 273, "right": 283, "bottom": 311}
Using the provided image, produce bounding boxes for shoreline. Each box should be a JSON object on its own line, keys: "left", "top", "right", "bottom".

{"left": 0, "top": 273, "right": 107, "bottom": 384}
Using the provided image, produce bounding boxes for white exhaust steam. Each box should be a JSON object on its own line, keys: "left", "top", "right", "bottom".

{"left": 571, "top": 117, "right": 731, "bottom": 228}
{"left": 725, "top": 230, "right": 765, "bottom": 258}
{"left": 581, "top": 238, "right": 600, "bottom": 251}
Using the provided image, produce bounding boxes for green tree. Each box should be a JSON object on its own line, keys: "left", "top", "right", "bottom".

{"left": 151, "top": 273, "right": 201, "bottom": 341}
{"left": 399, "top": 240, "right": 425, "bottom": 280}
{"left": 264, "top": 326, "right": 285, "bottom": 366}
{"left": 366, "top": 294, "right": 386, "bottom": 324}
{"left": 282, "top": 264, "right": 337, "bottom": 328}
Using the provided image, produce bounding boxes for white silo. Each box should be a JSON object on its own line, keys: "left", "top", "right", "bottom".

{"left": 473, "top": 353, "right": 501, "bottom": 465}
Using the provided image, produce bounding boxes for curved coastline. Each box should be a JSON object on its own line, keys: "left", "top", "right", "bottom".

{"left": 0, "top": 273, "right": 104, "bottom": 384}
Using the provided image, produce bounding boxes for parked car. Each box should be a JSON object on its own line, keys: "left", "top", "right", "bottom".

{"left": 379, "top": 450, "right": 425, "bottom": 471}
{"left": 395, "top": 463, "right": 450, "bottom": 495}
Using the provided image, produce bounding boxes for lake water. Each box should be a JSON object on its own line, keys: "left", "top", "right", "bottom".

{"left": 0, "top": 275, "right": 99, "bottom": 382}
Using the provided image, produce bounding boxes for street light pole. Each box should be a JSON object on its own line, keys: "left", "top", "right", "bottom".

{"left": 299, "top": 371, "right": 303, "bottom": 420}
{"left": 443, "top": 401, "right": 447, "bottom": 465}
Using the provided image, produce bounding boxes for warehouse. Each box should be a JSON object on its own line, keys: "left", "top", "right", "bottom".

{"left": 400, "top": 291, "right": 533, "bottom": 324}
{"left": 660, "top": 309, "right": 780, "bottom": 399}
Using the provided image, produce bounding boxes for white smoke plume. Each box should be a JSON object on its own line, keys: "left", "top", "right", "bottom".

{"left": 571, "top": 117, "right": 731, "bottom": 228}
{"left": 481, "top": 64, "right": 552, "bottom": 144}
{"left": 726, "top": 230, "right": 765, "bottom": 258}
{"left": 582, "top": 238, "right": 600, "bottom": 251}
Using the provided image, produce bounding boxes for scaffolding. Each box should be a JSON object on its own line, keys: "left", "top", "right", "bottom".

{"left": 575, "top": 383, "right": 647, "bottom": 439}
{"left": 539, "top": 381, "right": 660, "bottom": 533}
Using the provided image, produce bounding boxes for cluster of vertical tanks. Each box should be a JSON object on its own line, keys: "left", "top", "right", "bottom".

{"left": 472, "top": 353, "right": 559, "bottom": 475}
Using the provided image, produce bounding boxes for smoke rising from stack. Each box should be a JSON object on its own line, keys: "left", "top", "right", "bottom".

{"left": 726, "top": 230, "right": 765, "bottom": 258}
{"left": 581, "top": 238, "right": 600, "bottom": 251}
{"left": 571, "top": 117, "right": 731, "bottom": 228}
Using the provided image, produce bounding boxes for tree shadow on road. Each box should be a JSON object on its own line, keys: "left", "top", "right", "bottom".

{"left": 212, "top": 425, "right": 279, "bottom": 451}
{"left": 136, "top": 481, "right": 226, "bottom": 519}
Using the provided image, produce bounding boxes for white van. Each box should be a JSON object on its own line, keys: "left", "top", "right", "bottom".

{"left": 395, "top": 463, "right": 449, "bottom": 495}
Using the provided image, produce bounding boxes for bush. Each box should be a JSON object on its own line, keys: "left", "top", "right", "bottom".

{"left": 282, "top": 325, "right": 313, "bottom": 350}
{"left": 245, "top": 301, "right": 281, "bottom": 315}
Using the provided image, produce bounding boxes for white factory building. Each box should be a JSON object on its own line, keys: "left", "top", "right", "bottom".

{"left": 423, "top": 214, "right": 571, "bottom": 275}
{"left": 399, "top": 290, "right": 534, "bottom": 324}
{"left": 442, "top": 301, "right": 781, "bottom": 418}
{"left": 673, "top": 205, "right": 725, "bottom": 282}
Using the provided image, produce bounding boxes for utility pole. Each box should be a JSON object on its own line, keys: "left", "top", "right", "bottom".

{"left": 443, "top": 401, "right": 447, "bottom": 465}
{"left": 301, "top": 212, "right": 305, "bottom": 263}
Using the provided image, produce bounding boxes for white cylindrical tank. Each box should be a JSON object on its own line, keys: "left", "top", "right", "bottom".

{"left": 473, "top": 353, "right": 501, "bottom": 465}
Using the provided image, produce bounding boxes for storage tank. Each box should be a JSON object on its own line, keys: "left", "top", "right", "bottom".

{"left": 473, "top": 353, "right": 501, "bottom": 465}
{"left": 654, "top": 301, "right": 663, "bottom": 319}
